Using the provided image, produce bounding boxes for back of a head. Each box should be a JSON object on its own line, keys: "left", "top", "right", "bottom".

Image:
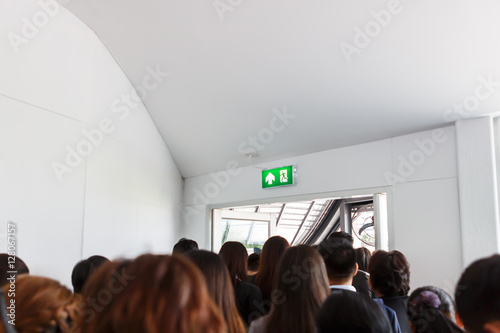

{"left": 1, "top": 275, "right": 80, "bottom": 333}
{"left": 80, "top": 254, "right": 226, "bottom": 333}
{"left": 355, "top": 247, "right": 371, "bottom": 272}
{"left": 455, "top": 254, "right": 500, "bottom": 333}
{"left": 368, "top": 250, "right": 410, "bottom": 297}
{"left": 187, "top": 250, "right": 245, "bottom": 333}
{"left": 71, "top": 255, "right": 110, "bottom": 293}
{"left": 172, "top": 237, "right": 199, "bottom": 254}
{"left": 254, "top": 236, "right": 290, "bottom": 300}
{"left": 247, "top": 253, "right": 260, "bottom": 273}
{"left": 410, "top": 286, "right": 457, "bottom": 322}
{"left": 318, "top": 238, "right": 357, "bottom": 282}
{"left": 265, "top": 245, "right": 329, "bottom": 333}
{"left": 327, "top": 231, "right": 354, "bottom": 244}
{"left": 408, "top": 289, "right": 463, "bottom": 333}
{"left": 316, "top": 289, "right": 392, "bottom": 333}
{"left": 0, "top": 254, "right": 29, "bottom": 287}
{"left": 219, "top": 241, "right": 248, "bottom": 285}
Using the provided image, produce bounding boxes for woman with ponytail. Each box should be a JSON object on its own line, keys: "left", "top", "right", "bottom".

{"left": 407, "top": 287, "right": 464, "bottom": 333}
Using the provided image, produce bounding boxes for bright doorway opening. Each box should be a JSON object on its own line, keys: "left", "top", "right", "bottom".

{"left": 212, "top": 193, "right": 388, "bottom": 254}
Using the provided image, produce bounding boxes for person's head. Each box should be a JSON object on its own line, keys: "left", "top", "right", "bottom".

{"left": 455, "top": 254, "right": 500, "bottom": 333}
{"left": 71, "top": 255, "right": 110, "bottom": 293}
{"left": 368, "top": 250, "right": 410, "bottom": 297}
{"left": 410, "top": 286, "right": 458, "bottom": 323}
{"left": 186, "top": 250, "right": 245, "bottom": 333}
{"left": 80, "top": 254, "right": 226, "bottom": 333}
{"left": 247, "top": 253, "right": 260, "bottom": 276}
{"left": 172, "top": 238, "right": 199, "bottom": 254}
{"left": 0, "top": 254, "right": 29, "bottom": 287}
{"left": 355, "top": 247, "right": 371, "bottom": 272}
{"left": 318, "top": 238, "right": 357, "bottom": 285}
{"left": 1, "top": 275, "right": 80, "bottom": 333}
{"left": 219, "top": 241, "right": 248, "bottom": 286}
{"left": 316, "top": 289, "right": 392, "bottom": 333}
{"left": 263, "top": 245, "right": 329, "bottom": 333}
{"left": 407, "top": 288, "right": 464, "bottom": 333}
{"left": 327, "top": 231, "right": 354, "bottom": 244}
{"left": 254, "top": 236, "right": 290, "bottom": 300}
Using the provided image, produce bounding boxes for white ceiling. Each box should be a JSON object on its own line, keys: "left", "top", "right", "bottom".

{"left": 60, "top": 0, "right": 500, "bottom": 178}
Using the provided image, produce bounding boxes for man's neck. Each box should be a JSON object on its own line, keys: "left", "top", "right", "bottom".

{"left": 329, "top": 278, "right": 353, "bottom": 286}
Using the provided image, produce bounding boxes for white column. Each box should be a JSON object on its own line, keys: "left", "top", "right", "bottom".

{"left": 374, "top": 193, "right": 389, "bottom": 251}
{"left": 455, "top": 117, "right": 500, "bottom": 267}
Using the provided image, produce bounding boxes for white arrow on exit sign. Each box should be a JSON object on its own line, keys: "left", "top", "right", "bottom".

{"left": 265, "top": 172, "right": 275, "bottom": 185}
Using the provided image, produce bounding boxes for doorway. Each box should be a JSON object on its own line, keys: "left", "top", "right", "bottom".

{"left": 212, "top": 193, "right": 388, "bottom": 253}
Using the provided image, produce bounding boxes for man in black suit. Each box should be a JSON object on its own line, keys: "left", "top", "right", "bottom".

{"left": 318, "top": 235, "right": 402, "bottom": 333}
{"left": 318, "top": 237, "right": 358, "bottom": 292}
{"left": 324, "top": 232, "right": 373, "bottom": 297}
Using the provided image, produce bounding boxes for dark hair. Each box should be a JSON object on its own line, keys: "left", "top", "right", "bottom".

{"left": 455, "top": 254, "right": 500, "bottom": 333}
{"left": 355, "top": 247, "right": 371, "bottom": 272}
{"left": 80, "top": 254, "right": 226, "bottom": 333}
{"left": 327, "top": 231, "right": 354, "bottom": 244}
{"left": 316, "top": 290, "right": 392, "bottom": 333}
{"left": 0, "top": 254, "right": 29, "bottom": 287}
{"left": 247, "top": 253, "right": 260, "bottom": 272}
{"left": 407, "top": 288, "right": 463, "bottom": 333}
{"left": 262, "top": 245, "right": 329, "bottom": 333}
{"left": 187, "top": 250, "right": 245, "bottom": 333}
{"left": 219, "top": 242, "right": 248, "bottom": 286}
{"left": 172, "top": 238, "right": 199, "bottom": 254}
{"left": 1, "top": 275, "right": 80, "bottom": 332}
{"left": 318, "top": 238, "right": 357, "bottom": 281}
{"left": 254, "top": 236, "right": 290, "bottom": 301}
{"left": 71, "top": 255, "right": 110, "bottom": 293}
{"left": 410, "top": 286, "right": 457, "bottom": 321}
{"left": 368, "top": 250, "right": 410, "bottom": 297}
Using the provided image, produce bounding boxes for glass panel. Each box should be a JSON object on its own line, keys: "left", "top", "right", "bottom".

{"left": 221, "top": 219, "right": 268, "bottom": 254}
{"left": 221, "top": 198, "right": 336, "bottom": 246}
{"left": 351, "top": 205, "right": 375, "bottom": 253}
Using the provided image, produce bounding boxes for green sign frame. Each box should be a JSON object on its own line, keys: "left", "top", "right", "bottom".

{"left": 262, "top": 165, "right": 295, "bottom": 189}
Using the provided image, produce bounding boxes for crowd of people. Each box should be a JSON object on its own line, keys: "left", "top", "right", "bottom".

{"left": 1, "top": 233, "right": 499, "bottom": 333}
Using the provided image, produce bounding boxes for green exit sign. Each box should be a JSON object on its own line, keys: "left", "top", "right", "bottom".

{"left": 262, "top": 165, "right": 295, "bottom": 189}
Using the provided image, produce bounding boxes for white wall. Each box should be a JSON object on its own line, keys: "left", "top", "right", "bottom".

{"left": 0, "top": 1, "right": 183, "bottom": 287}
{"left": 183, "top": 126, "right": 465, "bottom": 293}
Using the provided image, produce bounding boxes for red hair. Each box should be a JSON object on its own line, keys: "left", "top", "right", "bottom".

{"left": 79, "top": 254, "right": 227, "bottom": 333}
{"left": 1, "top": 275, "right": 80, "bottom": 333}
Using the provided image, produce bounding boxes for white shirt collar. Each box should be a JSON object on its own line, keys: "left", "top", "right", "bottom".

{"left": 329, "top": 285, "right": 357, "bottom": 292}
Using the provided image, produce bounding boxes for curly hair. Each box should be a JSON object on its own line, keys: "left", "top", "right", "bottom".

{"left": 368, "top": 250, "right": 410, "bottom": 297}
{"left": 1, "top": 275, "right": 81, "bottom": 333}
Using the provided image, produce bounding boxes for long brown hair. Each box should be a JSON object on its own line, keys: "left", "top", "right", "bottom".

{"left": 264, "top": 245, "right": 330, "bottom": 333}
{"left": 1, "top": 275, "right": 80, "bottom": 333}
{"left": 187, "top": 250, "right": 246, "bottom": 333}
{"left": 219, "top": 241, "right": 248, "bottom": 286}
{"left": 79, "top": 254, "right": 227, "bottom": 333}
{"left": 254, "top": 236, "right": 290, "bottom": 301}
